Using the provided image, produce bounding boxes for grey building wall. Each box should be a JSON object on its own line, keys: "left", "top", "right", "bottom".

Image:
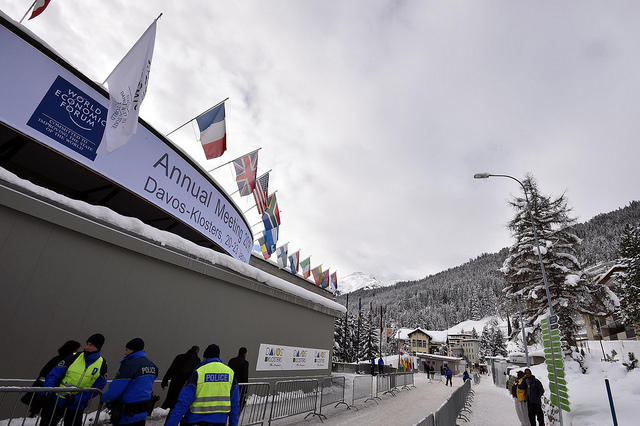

{"left": 0, "top": 183, "right": 340, "bottom": 383}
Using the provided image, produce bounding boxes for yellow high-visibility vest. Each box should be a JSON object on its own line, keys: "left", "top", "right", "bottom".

{"left": 59, "top": 353, "right": 103, "bottom": 394}
{"left": 516, "top": 377, "right": 526, "bottom": 402}
{"left": 190, "top": 362, "right": 234, "bottom": 414}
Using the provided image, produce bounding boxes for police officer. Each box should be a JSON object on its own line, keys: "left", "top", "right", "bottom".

{"left": 101, "top": 338, "right": 158, "bottom": 426}
{"left": 41, "top": 333, "right": 108, "bottom": 426}
{"left": 166, "top": 344, "right": 240, "bottom": 426}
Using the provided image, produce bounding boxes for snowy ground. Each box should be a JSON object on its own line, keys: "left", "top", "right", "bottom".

{"left": 274, "top": 372, "right": 456, "bottom": 425}
{"left": 466, "top": 375, "right": 522, "bottom": 426}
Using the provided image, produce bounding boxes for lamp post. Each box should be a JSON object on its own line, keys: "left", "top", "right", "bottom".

{"left": 474, "top": 172, "right": 563, "bottom": 425}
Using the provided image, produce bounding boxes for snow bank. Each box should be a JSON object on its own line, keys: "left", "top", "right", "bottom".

{"left": 0, "top": 167, "right": 346, "bottom": 314}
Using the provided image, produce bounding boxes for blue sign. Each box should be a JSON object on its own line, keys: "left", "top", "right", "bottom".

{"left": 27, "top": 76, "right": 106, "bottom": 161}
{"left": 204, "top": 373, "right": 229, "bottom": 383}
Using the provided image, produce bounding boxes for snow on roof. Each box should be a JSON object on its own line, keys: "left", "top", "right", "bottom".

{"left": 419, "top": 353, "right": 464, "bottom": 362}
{"left": 0, "top": 167, "right": 346, "bottom": 314}
{"left": 394, "top": 328, "right": 414, "bottom": 340}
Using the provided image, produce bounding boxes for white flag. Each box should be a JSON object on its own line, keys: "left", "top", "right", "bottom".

{"left": 276, "top": 243, "right": 288, "bottom": 268}
{"left": 100, "top": 20, "right": 157, "bottom": 153}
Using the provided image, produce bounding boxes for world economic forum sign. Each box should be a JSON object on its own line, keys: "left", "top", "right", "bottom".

{"left": 0, "top": 23, "right": 252, "bottom": 262}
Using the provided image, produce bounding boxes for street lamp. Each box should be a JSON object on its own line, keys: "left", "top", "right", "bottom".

{"left": 474, "top": 172, "right": 563, "bottom": 424}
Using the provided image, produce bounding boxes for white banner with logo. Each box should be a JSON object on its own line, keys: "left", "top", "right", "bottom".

{"left": 256, "top": 343, "right": 330, "bottom": 371}
{"left": 0, "top": 23, "right": 252, "bottom": 262}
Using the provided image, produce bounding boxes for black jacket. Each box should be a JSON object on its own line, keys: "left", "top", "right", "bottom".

{"left": 228, "top": 356, "right": 249, "bottom": 384}
{"left": 161, "top": 352, "right": 200, "bottom": 387}
{"left": 520, "top": 375, "right": 545, "bottom": 404}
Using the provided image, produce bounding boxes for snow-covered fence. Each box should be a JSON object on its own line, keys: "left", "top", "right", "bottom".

{"left": 238, "top": 382, "right": 270, "bottom": 426}
{"left": 0, "top": 386, "right": 106, "bottom": 426}
{"left": 317, "top": 376, "right": 350, "bottom": 417}
{"left": 268, "top": 379, "right": 321, "bottom": 425}
{"left": 352, "top": 376, "right": 376, "bottom": 406}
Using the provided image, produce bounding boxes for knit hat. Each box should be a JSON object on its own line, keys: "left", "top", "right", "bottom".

{"left": 86, "top": 334, "right": 105, "bottom": 351}
{"left": 126, "top": 338, "right": 145, "bottom": 352}
{"left": 203, "top": 344, "right": 220, "bottom": 359}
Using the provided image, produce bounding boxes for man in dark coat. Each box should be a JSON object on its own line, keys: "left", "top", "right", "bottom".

{"left": 520, "top": 368, "right": 545, "bottom": 426}
{"left": 228, "top": 347, "right": 249, "bottom": 411}
{"left": 161, "top": 346, "right": 200, "bottom": 410}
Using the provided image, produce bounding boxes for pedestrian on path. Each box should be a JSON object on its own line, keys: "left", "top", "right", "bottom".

{"left": 166, "top": 344, "right": 240, "bottom": 426}
{"left": 378, "top": 357, "right": 384, "bottom": 374}
{"left": 101, "top": 338, "right": 159, "bottom": 425}
{"left": 444, "top": 367, "right": 453, "bottom": 386}
{"left": 228, "top": 347, "right": 249, "bottom": 411}
{"left": 161, "top": 346, "right": 200, "bottom": 410}
{"left": 522, "top": 368, "right": 545, "bottom": 426}
{"left": 370, "top": 358, "right": 376, "bottom": 376}
{"left": 511, "top": 371, "right": 531, "bottom": 426}
{"left": 41, "top": 334, "right": 108, "bottom": 426}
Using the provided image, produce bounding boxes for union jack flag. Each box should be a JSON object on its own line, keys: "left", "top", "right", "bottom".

{"left": 253, "top": 172, "right": 269, "bottom": 214}
{"left": 233, "top": 151, "right": 258, "bottom": 196}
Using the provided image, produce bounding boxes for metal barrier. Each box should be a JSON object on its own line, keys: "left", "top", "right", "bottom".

{"left": 413, "top": 412, "right": 435, "bottom": 426}
{"left": 268, "top": 379, "right": 320, "bottom": 425}
{"left": 375, "top": 374, "right": 390, "bottom": 399}
{"left": 406, "top": 372, "right": 416, "bottom": 389}
{"left": 433, "top": 380, "right": 473, "bottom": 425}
{"left": 352, "top": 375, "right": 376, "bottom": 407}
{"left": 317, "top": 376, "right": 350, "bottom": 418}
{"left": 238, "top": 382, "right": 270, "bottom": 426}
{"left": 0, "top": 386, "right": 105, "bottom": 426}
{"left": 472, "top": 373, "right": 480, "bottom": 385}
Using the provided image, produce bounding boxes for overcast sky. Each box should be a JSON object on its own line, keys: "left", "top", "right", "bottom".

{"left": 3, "top": 1, "right": 639, "bottom": 281}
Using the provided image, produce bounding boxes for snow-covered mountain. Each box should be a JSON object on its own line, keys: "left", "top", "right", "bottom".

{"left": 338, "top": 272, "right": 397, "bottom": 294}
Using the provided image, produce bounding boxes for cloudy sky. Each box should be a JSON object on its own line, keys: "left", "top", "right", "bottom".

{"left": 3, "top": 1, "right": 639, "bottom": 281}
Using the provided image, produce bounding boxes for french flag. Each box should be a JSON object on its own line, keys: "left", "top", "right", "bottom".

{"left": 196, "top": 103, "right": 227, "bottom": 159}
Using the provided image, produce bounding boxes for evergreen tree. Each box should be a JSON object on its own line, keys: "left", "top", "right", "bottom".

{"left": 479, "top": 325, "right": 491, "bottom": 362}
{"left": 471, "top": 327, "right": 478, "bottom": 338}
{"left": 618, "top": 225, "right": 640, "bottom": 325}
{"left": 333, "top": 317, "right": 346, "bottom": 362}
{"left": 491, "top": 327, "right": 508, "bottom": 357}
{"left": 363, "top": 312, "right": 380, "bottom": 360}
{"left": 500, "top": 176, "right": 616, "bottom": 348}
{"left": 470, "top": 286, "right": 482, "bottom": 320}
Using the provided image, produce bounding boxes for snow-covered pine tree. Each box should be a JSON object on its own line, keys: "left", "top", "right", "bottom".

{"left": 471, "top": 327, "right": 478, "bottom": 338}
{"left": 479, "top": 324, "right": 491, "bottom": 362}
{"left": 618, "top": 225, "right": 640, "bottom": 326}
{"left": 470, "top": 286, "right": 482, "bottom": 320}
{"left": 491, "top": 327, "right": 508, "bottom": 357}
{"left": 333, "top": 317, "right": 346, "bottom": 362}
{"left": 500, "top": 176, "right": 616, "bottom": 349}
{"left": 363, "top": 313, "right": 380, "bottom": 360}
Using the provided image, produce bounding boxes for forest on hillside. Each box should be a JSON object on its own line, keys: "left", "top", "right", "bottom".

{"left": 336, "top": 201, "right": 640, "bottom": 331}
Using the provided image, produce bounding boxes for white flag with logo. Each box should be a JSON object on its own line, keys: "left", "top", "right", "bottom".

{"left": 100, "top": 20, "right": 157, "bottom": 153}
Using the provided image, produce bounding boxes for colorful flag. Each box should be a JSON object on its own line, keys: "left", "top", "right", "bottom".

{"left": 330, "top": 272, "right": 338, "bottom": 293}
{"left": 321, "top": 269, "right": 330, "bottom": 289}
{"left": 196, "top": 103, "right": 226, "bottom": 159}
{"left": 311, "top": 265, "right": 323, "bottom": 286}
{"left": 276, "top": 243, "right": 288, "bottom": 268}
{"left": 101, "top": 20, "right": 157, "bottom": 154}
{"left": 258, "top": 236, "right": 270, "bottom": 259}
{"left": 28, "top": 0, "right": 52, "bottom": 20}
{"left": 288, "top": 251, "right": 300, "bottom": 275}
{"left": 262, "top": 193, "right": 281, "bottom": 230}
{"left": 253, "top": 172, "right": 269, "bottom": 214}
{"left": 301, "top": 257, "right": 311, "bottom": 278}
{"left": 358, "top": 299, "right": 363, "bottom": 326}
{"left": 264, "top": 227, "right": 278, "bottom": 254}
{"left": 232, "top": 151, "right": 258, "bottom": 196}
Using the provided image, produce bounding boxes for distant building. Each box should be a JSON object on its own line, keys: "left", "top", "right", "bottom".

{"left": 582, "top": 264, "right": 638, "bottom": 341}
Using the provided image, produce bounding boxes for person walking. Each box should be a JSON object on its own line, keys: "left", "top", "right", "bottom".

{"left": 166, "top": 344, "right": 240, "bottom": 426}
{"left": 444, "top": 366, "right": 453, "bottom": 386}
{"left": 41, "top": 334, "right": 108, "bottom": 426}
{"left": 521, "top": 368, "right": 545, "bottom": 426}
{"left": 161, "top": 346, "right": 200, "bottom": 410}
{"left": 228, "top": 347, "right": 249, "bottom": 411}
{"left": 462, "top": 370, "right": 470, "bottom": 382}
{"left": 101, "top": 338, "right": 158, "bottom": 426}
{"left": 511, "top": 371, "right": 531, "bottom": 426}
{"left": 370, "top": 358, "right": 376, "bottom": 376}
{"left": 22, "top": 340, "right": 81, "bottom": 416}
{"left": 378, "top": 357, "right": 385, "bottom": 374}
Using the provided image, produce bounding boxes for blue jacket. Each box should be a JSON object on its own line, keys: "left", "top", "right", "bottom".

{"left": 445, "top": 369, "right": 453, "bottom": 377}
{"left": 101, "top": 350, "right": 158, "bottom": 424}
{"left": 166, "top": 358, "right": 240, "bottom": 426}
{"left": 378, "top": 359, "right": 384, "bottom": 366}
{"left": 44, "top": 351, "right": 108, "bottom": 410}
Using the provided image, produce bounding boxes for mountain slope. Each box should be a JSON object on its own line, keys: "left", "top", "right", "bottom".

{"left": 337, "top": 201, "right": 640, "bottom": 331}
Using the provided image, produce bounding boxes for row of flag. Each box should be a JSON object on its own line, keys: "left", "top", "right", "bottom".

{"left": 24, "top": 2, "right": 338, "bottom": 294}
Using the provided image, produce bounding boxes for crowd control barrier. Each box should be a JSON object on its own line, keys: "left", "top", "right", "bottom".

{"left": 0, "top": 386, "right": 105, "bottom": 426}
{"left": 352, "top": 375, "right": 376, "bottom": 407}
{"left": 238, "top": 382, "right": 270, "bottom": 426}
{"left": 268, "top": 379, "right": 320, "bottom": 425}
{"left": 317, "top": 376, "right": 350, "bottom": 418}
{"left": 375, "top": 374, "right": 391, "bottom": 398}
{"left": 406, "top": 372, "right": 416, "bottom": 389}
{"left": 414, "top": 379, "right": 473, "bottom": 426}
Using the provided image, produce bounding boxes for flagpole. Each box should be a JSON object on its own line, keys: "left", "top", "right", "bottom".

{"left": 19, "top": 0, "right": 38, "bottom": 23}
{"left": 250, "top": 221, "right": 262, "bottom": 228}
{"left": 102, "top": 13, "right": 163, "bottom": 85}
{"left": 244, "top": 188, "right": 277, "bottom": 214}
{"left": 165, "top": 97, "right": 229, "bottom": 137}
{"left": 208, "top": 148, "right": 262, "bottom": 173}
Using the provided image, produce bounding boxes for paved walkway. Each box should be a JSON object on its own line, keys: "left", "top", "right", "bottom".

{"left": 466, "top": 376, "right": 521, "bottom": 426}
{"left": 278, "top": 373, "right": 457, "bottom": 425}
